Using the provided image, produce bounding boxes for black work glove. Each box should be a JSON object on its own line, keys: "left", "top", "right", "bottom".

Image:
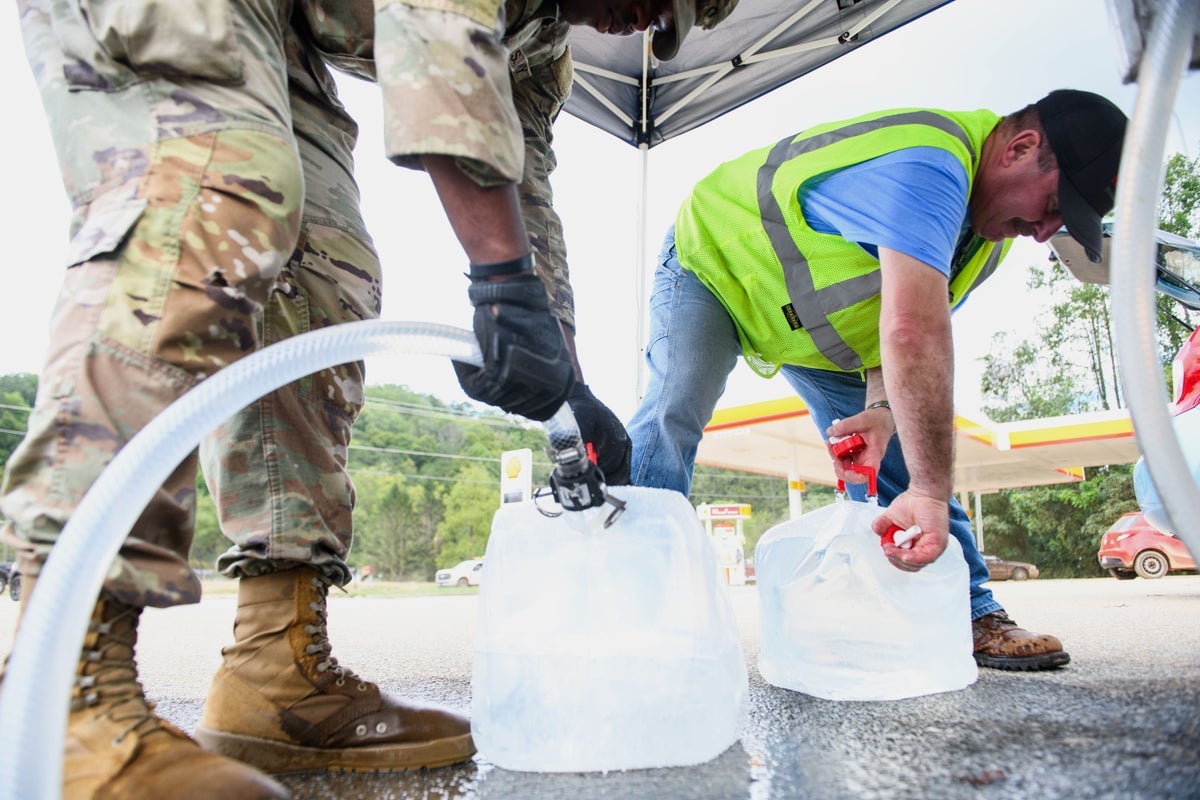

{"left": 567, "top": 382, "right": 632, "bottom": 486}
{"left": 453, "top": 264, "right": 575, "bottom": 422}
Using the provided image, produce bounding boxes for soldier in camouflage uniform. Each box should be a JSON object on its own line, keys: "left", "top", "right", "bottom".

{"left": 2, "top": 0, "right": 738, "bottom": 797}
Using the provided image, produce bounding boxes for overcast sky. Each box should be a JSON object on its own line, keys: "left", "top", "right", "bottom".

{"left": 3, "top": 0, "right": 1198, "bottom": 423}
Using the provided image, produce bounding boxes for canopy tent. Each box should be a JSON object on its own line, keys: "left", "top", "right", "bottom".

{"left": 563, "top": 0, "right": 955, "bottom": 147}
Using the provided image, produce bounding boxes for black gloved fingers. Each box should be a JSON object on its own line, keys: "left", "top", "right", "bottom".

{"left": 453, "top": 335, "right": 574, "bottom": 421}
{"left": 566, "top": 382, "right": 632, "bottom": 485}
{"left": 454, "top": 273, "right": 574, "bottom": 421}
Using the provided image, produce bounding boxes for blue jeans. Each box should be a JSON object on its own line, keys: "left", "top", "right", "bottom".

{"left": 628, "top": 227, "right": 1001, "bottom": 620}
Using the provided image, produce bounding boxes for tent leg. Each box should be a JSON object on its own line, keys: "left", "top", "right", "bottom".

{"left": 635, "top": 142, "right": 650, "bottom": 405}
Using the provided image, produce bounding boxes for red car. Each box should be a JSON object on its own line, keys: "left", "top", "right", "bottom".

{"left": 1098, "top": 511, "right": 1197, "bottom": 580}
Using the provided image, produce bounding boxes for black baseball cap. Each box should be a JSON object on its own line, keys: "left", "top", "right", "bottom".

{"left": 1036, "top": 89, "right": 1127, "bottom": 263}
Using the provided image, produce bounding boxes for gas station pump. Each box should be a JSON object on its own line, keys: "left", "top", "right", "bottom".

{"left": 697, "top": 503, "right": 753, "bottom": 585}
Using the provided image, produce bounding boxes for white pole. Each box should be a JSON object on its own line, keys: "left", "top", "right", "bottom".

{"left": 636, "top": 142, "right": 650, "bottom": 404}
{"left": 787, "top": 474, "right": 805, "bottom": 519}
{"left": 974, "top": 491, "right": 985, "bottom": 554}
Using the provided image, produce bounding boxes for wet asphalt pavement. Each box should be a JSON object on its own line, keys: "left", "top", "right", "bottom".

{"left": 2, "top": 576, "right": 1197, "bottom": 799}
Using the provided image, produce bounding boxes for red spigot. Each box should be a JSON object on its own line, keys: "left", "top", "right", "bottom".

{"left": 828, "top": 432, "right": 866, "bottom": 461}
{"left": 882, "top": 523, "right": 920, "bottom": 549}
{"left": 835, "top": 464, "right": 878, "bottom": 497}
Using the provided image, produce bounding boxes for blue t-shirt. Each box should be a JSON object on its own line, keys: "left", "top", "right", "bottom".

{"left": 798, "top": 147, "right": 970, "bottom": 278}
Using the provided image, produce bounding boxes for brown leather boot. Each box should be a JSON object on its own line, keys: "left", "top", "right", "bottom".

{"left": 972, "top": 610, "right": 1071, "bottom": 671}
{"left": 60, "top": 590, "right": 289, "bottom": 799}
{"left": 194, "top": 567, "right": 474, "bottom": 773}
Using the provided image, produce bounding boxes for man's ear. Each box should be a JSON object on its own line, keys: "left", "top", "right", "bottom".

{"left": 1003, "top": 129, "right": 1043, "bottom": 166}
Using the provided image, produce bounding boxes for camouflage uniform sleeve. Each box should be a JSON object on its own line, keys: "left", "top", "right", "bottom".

{"left": 506, "top": 14, "right": 575, "bottom": 326}
{"left": 375, "top": 0, "right": 523, "bottom": 187}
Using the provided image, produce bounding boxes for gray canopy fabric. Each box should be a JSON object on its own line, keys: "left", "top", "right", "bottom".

{"left": 563, "top": 0, "right": 956, "bottom": 148}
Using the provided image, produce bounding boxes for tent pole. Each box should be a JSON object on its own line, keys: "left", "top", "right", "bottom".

{"left": 635, "top": 142, "right": 649, "bottom": 404}
{"left": 634, "top": 28, "right": 652, "bottom": 406}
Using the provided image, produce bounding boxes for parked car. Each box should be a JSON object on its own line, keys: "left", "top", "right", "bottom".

{"left": 0, "top": 563, "right": 22, "bottom": 601}
{"left": 436, "top": 558, "right": 484, "bottom": 588}
{"left": 982, "top": 554, "right": 1039, "bottom": 581}
{"left": 1098, "top": 511, "right": 1197, "bottom": 580}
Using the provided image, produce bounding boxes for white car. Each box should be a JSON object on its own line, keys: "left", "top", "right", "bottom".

{"left": 436, "top": 558, "right": 484, "bottom": 588}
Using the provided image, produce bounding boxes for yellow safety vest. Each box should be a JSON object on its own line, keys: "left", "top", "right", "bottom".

{"left": 675, "top": 108, "right": 1012, "bottom": 376}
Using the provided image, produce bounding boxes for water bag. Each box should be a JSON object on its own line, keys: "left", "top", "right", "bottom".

{"left": 471, "top": 486, "right": 748, "bottom": 772}
{"left": 755, "top": 497, "right": 977, "bottom": 701}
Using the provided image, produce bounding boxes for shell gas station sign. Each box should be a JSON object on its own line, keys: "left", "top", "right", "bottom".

{"left": 500, "top": 449, "right": 532, "bottom": 505}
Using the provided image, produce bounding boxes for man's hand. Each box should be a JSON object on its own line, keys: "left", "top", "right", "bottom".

{"left": 871, "top": 489, "right": 950, "bottom": 571}
{"left": 826, "top": 407, "right": 895, "bottom": 485}
{"left": 453, "top": 271, "right": 574, "bottom": 421}
{"left": 567, "top": 383, "right": 631, "bottom": 485}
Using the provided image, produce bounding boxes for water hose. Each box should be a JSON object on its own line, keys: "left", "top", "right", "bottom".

{"left": 0, "top": 320, "right": 602, "bottom": 799}
{"left": 1110, "top": 0, "right": 1200, "bottom": 555}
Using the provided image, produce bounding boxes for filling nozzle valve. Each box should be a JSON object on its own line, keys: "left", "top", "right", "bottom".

{"left": 542, "top": 403, "right": 627, "bottom": 526}
{"left": 548, "top": 443, "right": 627, "bottom": 527}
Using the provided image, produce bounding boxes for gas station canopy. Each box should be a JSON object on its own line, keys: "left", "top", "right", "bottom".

{"left": 697, "top": 397, "right": 1140, "bottom": 494}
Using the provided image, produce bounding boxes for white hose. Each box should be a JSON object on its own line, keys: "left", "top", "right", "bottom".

{"left": 1111, "top": 0, "right": 1200, "bottom": 555}
{"left": 543, "top": 402, "right": 586, "bottom": 454}
{"left": 0, "top": 320, "right": 490, "bottom": 800}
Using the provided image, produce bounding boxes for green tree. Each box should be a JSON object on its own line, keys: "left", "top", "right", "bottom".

{"left": 980, "top": 259, "right": 1131, "bottom": 419}
{"left": 1155, "top": 151, "right": 1200, "bottom": 386}
{"left": 0, "top": 373, "right": 37, "bottom": 469}
{"left": 979, "top": 332, "right": 1085, "bottom": 423}
{"left": 191, "top": 476, "right": 226, "bottom": 571}
{"left": 1160, "top": 152, "right": 1200, "bottom": 237}
{"left": 353, "top": 476, "right": 429, "bottom": 580}
{"left": 437, "top": 463, "right": 499, "bottom": 567}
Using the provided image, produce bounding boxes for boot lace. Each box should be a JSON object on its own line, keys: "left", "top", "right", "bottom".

{"left": 981, "top": 610, "right": 1018, "bottom": 630}
{"left": 71, "top": 603, "right": 163, "bottom": 744}
{"left": 303, "top": 575, "right": 368, "bottom": 691}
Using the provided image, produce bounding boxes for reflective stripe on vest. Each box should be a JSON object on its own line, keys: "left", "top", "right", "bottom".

{"left": 759, "top": 111, "right": 979, "bottom": 371}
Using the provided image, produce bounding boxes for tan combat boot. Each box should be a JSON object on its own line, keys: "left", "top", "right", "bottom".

{"left": 51, "top": 587, "right": 289, "bottom": 799}
{"left": 194, "top": 567, "right": 474, "bottom": 773}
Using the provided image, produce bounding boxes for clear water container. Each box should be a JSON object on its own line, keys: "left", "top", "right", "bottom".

{"left": 1134, "top": 405, "right": 1200, "bottom": 536}
{"left": 471, "top": 486, "right": 748, "bottom": 772}
{"left": 755, "top": 499, "right": 977, "bottom": 701}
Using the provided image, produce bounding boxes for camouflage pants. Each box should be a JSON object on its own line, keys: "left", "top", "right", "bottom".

{"left": 1, "top": 0, "right": 381, "bottom": 607}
